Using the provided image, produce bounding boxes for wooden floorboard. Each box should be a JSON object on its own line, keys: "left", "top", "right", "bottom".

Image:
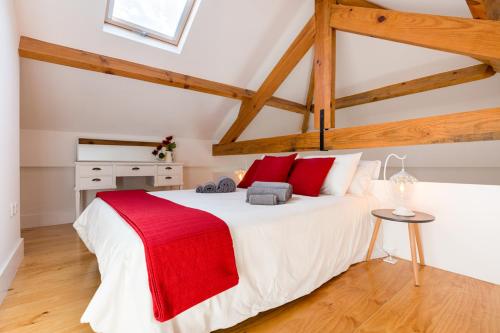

{"left": 0, "top": 224, "right": 499, "bottom": 333}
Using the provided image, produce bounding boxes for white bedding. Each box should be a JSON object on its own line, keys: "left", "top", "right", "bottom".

{"left": 74, "top": 189, "right": 379, "bottom": 333}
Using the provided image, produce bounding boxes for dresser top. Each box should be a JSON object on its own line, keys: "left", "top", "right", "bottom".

{"left": 75, "top": 161, "right": 183, "bottom": 166}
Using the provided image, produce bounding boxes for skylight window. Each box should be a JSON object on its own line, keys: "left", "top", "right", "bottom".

{"left": 105, "top": 0, "right": 196, "bottom": 46}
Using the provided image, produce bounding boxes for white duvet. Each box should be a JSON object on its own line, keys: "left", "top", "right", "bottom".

{"left": 74, "top": 189, "right": 380, "bottom": 333}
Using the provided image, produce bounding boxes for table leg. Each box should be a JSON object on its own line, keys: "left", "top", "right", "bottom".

{"left": 366, "top": 218, "right": 382, "bottom": 261}
{"left": 408, "top": 224, "right": 420, "bottom": 286}
{"left": 414, "top": 224, "right": 425, "bottom": 265}
{"left": 75, "top": 190, "right": 81, "bottom": 218}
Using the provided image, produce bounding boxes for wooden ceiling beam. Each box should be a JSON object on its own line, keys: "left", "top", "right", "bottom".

{"left": 329, "top": 5, "right": 500, "bottom": 63}
{"left": 18, "top": 36, "right": 307, "bottom": 115}
{"left": 219, "top": 17, "right": 316, "bottom": 144}
{"left": 335, "top": 0, "right": 386, "bottom": 9}
{"left": 213, "top": 108, "right": 500, "bottom": 155}
{"left": 314, "top": 0, "right": 335, "bottom": 129}
{"left": 333, "top": 64, "right": 495, "bottom": 110}
{"left": 302, "top": 65, "right": 315, "bottom": 133}
{"left": 466, "top": 0, "right": 500, "bottom": 20}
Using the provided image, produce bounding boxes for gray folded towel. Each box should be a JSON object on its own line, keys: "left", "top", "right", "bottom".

{"left": 246, "top": 182, "right": 292, "bottom": 204}
{"left": 196, "top": 181, "right": 217, "bottom": 193}
{"left": 248, "top": 194, "right": 278, "bottom": 205}
{"left": 216, "top": 177, "right": 236, "bottom": 193}
{"left": 252, "top": 182, "right": 291, "bottom": 189}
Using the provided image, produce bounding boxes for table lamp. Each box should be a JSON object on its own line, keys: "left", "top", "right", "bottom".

{"left": 383, "top": 153, "right": 418, "bottom": 217}
{"left": 234, "top": 168, "right": 246, "bottom": 182}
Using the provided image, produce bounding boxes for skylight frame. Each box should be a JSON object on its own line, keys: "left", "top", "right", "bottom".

{"left": 104, "top": 0, "right": 196, "bottom": 47}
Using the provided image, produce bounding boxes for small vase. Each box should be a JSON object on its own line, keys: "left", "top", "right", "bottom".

{"left": 166, "top": 151, "right": 173, "bottom": 163}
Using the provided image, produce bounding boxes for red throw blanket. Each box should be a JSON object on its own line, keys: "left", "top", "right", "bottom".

{"left": 96, "top": 190, "right": 239, "bottom": 322}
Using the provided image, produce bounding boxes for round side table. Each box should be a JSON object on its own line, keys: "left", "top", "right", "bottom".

{"left": 366, "top": 209, "right": 435, "bottom": 286}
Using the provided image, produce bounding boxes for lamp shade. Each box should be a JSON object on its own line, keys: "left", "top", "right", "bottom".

{"left": 384, "top": 154, "right": 418, "bottom": 217}
{"left": 389, "top": 169, "right": 418, "bottom": 186}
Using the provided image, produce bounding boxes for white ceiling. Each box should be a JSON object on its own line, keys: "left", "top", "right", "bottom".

{"left": 16, "top": 0, "right": 500, "bottom": 142}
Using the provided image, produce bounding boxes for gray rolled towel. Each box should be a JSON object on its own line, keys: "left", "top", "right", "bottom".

{"left": 216, "top": 176, "right": 236, "bottom": 193}
{"left": 196, "top": 181, "right": 217, "bottom": 193}
{"left": 203, "top": 181, "right": 217, "bottom": 193}
{"left": 246, "top": 182, "right": 292, "bottom": 204}
{"left": 248, "top": 194, "right": 278, "bottom": 205}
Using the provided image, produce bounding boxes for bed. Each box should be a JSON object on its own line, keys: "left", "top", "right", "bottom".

{"left": 74, "top": 188, "right": 380, "bottom": 333}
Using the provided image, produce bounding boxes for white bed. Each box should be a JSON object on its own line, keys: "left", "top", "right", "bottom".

{"left": 74, "top": 189, "right": 380, "bottom": 333}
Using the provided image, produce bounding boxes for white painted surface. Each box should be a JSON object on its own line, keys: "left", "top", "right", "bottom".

{"left": 21, "top": 129, "right": 216, "bottom": 167}
{"left": 0, "top": 0, "right": 22, "bottom": 305}
{"left": 372, "top": 180, "right": 500, "bottom": 284}
{"left": 17, "top": 0, "right": 310, "bottom": 139}
{"left": 0, "top": 240, "right": 23, "bottom": 305}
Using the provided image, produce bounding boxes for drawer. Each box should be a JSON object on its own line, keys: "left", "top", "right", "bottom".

{"left": 157, "top": 165, "right": 182, "bottom": 176}
{"left": 78, "top": 165, "right": 112, "bottom": 177}
{"left": 156, "top": 174, "right": 183, "bottom": 187}
{"left": 79, "top": 176, "right": 114, "bottom": 190}
{"left": 116, "top": 165, "right": 155, "bottom": 177}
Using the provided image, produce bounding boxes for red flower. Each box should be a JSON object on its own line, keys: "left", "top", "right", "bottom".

{"left": 152, "top": 150, "right": 158, "bottom": 156}
{"left": 156, "top": 145, "right": 162, "bottom": 150}
{"left": 166, "top": 136, "right": 173, "bottom": 141}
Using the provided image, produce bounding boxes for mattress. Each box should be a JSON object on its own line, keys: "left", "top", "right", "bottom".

{"left": 74, "top": 189, "right": 380, "bottom": 333}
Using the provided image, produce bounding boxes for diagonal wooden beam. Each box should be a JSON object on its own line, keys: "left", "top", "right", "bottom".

{"left": 302, "top": 66, "right": 315, "bottom": 133}
{"left": 213, "top": 108, "right": 500, "bottom": 155}
{"left": 314, "top": 0, "right": 335, "bottom": 129}
{"left": 333, "top": 64, "right": 495, "bottom": 109}
{"left": 465, "top": 0, "right": 500, "bottom": 71}
{"left": 219, "top": 17, "right": 316, "bottom": 144}
{"left": 329, "top": 5, "right": 500, "bottom": 63}
{"left": 18, "top": 36, "right": 307, "bottom": 115}
{"left": 466, "top": 0, "right": 500, "bottom": 20}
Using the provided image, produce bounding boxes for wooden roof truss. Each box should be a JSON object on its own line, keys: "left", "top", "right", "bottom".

{"left": 18, "top": 0, "right": 500, "bottom": 156}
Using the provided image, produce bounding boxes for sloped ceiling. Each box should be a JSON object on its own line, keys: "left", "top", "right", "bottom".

{"left": 17, "top": 0, "right": 500, "bottom": 142}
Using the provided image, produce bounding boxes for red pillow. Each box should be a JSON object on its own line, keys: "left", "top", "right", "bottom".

{"left": 252, "top": 154, "right": 298, "bottom": 183}
{"left": 237, "top": 159, "right": 262, "bottom": 188}
{"left": 287, "top": 158, "right": 335, "bottom": 196}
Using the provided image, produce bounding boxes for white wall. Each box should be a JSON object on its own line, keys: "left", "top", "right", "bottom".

{"left": 372, "top": 181, "right": 500, "bottom": 285}
{"left": 0, "top": 0, "right": 23, "bottom": 305}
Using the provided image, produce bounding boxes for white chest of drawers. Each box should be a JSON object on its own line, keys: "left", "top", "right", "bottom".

{"left": 75, "top": 161, "right": 183, "bottom": 216}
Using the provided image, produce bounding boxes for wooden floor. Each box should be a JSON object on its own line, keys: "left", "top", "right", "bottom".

{"left": 1, "top": 225, "right": 499, "bottom": 333}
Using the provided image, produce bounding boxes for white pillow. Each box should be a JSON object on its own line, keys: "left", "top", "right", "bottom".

{"left": 348, "top": 160, "right": 381, "bottom": 196}
{"left": 305, "top": 152, "right": 362, "bottom": 196}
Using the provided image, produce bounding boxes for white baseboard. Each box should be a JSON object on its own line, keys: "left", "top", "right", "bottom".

{"left": 21, "top": 210, "right": 75, "bottom": 229}
{"left": 0, "top": 239, "right": 24, "bottom": 305}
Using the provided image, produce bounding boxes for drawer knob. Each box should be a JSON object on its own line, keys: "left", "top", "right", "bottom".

{"left": 132, "top": 167, "right": 140, "bottom": 171}
{"left": 92, "top": 178, "right": 101, "bottom": 182}
{"left": 92, "top": 167, "right": 102, "bottom": 171}
{"left": 165, "top": 167, "right": 172, "bottom": 170}
{"left": 165, "top": 176, "right": 172, "bottom": 180}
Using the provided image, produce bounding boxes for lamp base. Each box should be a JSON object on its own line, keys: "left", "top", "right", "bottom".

{"left": 392, "top": 207, "right": 416, "bottom": 217}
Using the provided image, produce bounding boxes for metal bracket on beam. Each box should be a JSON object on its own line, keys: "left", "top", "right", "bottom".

{"left": 320, "top": 109, "right": 327, "bottom": 151}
